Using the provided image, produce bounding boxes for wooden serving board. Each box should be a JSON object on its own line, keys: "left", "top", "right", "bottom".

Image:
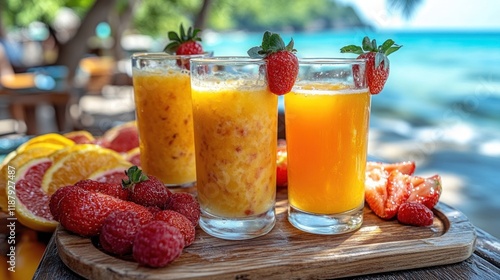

{"left": 55, "top": 188, "right": 476, "bottom": 280}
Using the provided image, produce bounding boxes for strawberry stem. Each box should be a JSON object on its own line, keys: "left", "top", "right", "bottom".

{"left": 340, "top": 36, "right": 402, "bottom": 57}
{"left": 122, "top": 166, "right": 148, "bottom": 191}
{"left": 247, "top": 31, "right": 296, "bottom": 58}
{"left": 164, "top": 24, "right": 202, "bottom": 54}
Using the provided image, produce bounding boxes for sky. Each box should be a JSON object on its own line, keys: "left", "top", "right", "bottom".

{"left": 337, "top": 0, "right": 500, "bottom": 31}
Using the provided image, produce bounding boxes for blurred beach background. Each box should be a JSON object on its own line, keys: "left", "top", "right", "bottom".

{"left": 0, "top": 0, "right": 499, "bottom": 239}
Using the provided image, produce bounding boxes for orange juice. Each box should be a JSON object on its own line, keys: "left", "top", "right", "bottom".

{"left": 133, "top": 69, "right": 196, "bottom": 185}
{"left": 285, "top": 84, "right": 370, "bottom": 214}
{"left": 191, "top": 86, "right": 277, "bottom": 217}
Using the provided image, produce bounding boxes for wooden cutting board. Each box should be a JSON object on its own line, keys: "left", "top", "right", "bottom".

{"left": 55, "top": 188, "right": 476, "bottom": 279}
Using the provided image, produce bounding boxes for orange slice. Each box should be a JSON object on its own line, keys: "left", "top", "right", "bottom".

{"left": 16, "top": 133, "right": 74, "bottom": 153}
{"left": 41, "top": 146, "right": 131, "bottom": 195}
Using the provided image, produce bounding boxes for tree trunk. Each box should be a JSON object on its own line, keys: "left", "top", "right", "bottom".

{"left": 110, "top": 0, "right": 141, "bottom": 61}
{"left": 194, "top": 0, "right": 214, "bottom": 30}
{"left": 56, "top": 0, "right": 118, "bottom": 86}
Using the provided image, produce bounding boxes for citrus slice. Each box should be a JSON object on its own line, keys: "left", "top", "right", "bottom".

{"left": 63, "top": 130, "right": 95, "bottom": 144}
{"left": 101, "top": 121, "right": 139, "bottom": 153}
{"left": 87, "top": 161, "right": 133, "bottom": 184}
{"left": 41, "top": 146, "right": 131, "bottom": 195}
{"left": 124, "top": 146, "right": 141, "bottom": 167}
{"left": 11, "top": 157, "right": 58, "bottom": 232}
{"left": 48, "top": 144, "right": 98, "bottom": 163}
{"left": 0, "top": 144, "right": 63, "bottom": 211}
{"left": 16, "top": 133, "right": 74, "bottom": 153}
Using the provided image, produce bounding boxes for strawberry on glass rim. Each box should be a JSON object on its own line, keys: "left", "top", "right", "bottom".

{"left": 163, "top": 24, "right": 205, "bottom": 69}
{"left": 164, "top": 24, "right": 204, "bottom": 55}
{"left": 340, "top": 36, "right": 402, "bottom": 95}
{"left": 247, "top": 31, "right": 299, "bottom": 95}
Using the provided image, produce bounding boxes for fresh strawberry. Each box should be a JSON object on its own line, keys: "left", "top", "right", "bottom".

{"left": 341, "top": 36, "right": 402, "bottom": 94}
{"left": 397, "top": 202, "right": 434, "bottom": 227}
{"left": 58, "top": 187, "right": 151, "bottom": 237}
{"left": 74, "top": 179, "right": 129, "bottom": 200}
{"left": 365, "top": 167, "right": 411, "bottom": 220}
{"left": 155, "top": 210, "right": 196, "bottom": 247}
{"left": 276, "top": 141, "right": 288, "bottom": 187}
{"left": 49, "top": 185, "right": 79, "bottom": 222}
{"left": 133, "top": 221, "right": 185, "bottom": 268}
{"left": 164, "top": 24, "right": 203, "bottom": 56}
{"left": 248, "top": 31, "right": 299, "bottom": 95}
{"left": 122, "top": 166, "right": 172, "bottom": 208}
{"left": 367, "top": 161, "right": 416, "bottom": 176}
{"left": 99, "top": 210, "right": 153, "bottom": 256}
{"left": 165, "top": 192, "right": 200, "bottom": 227}
{"left": 408, "top": 174, "right": 442, "bottom": 209}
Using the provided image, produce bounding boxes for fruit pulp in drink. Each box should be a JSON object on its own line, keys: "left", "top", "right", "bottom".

{"left": 191, "top": 85, "right": 277, "bottom": 217}
{"left": 133, "top": 70, "right": 196, "bottom": 185}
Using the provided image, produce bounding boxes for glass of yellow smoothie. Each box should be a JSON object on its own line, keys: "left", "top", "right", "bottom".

{"left": 285, "top": 58, "right": 370, "bottom": 235}
{"left": 190, "top": 57, "right": 278, "bottom": 240}
{"left": 131, "top": 53, "right": 210, "bottom": 190}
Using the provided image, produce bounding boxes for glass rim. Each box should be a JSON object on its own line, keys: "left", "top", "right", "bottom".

{"left": 131, "top": 52, "right": 213, "bottom": 60}
{"left": 190, "top": 56, "right": 265, "bottom": 64}
{"left": 297, "top": 57, "right": 366, "bottom": 65}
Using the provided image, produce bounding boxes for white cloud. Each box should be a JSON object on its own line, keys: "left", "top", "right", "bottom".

{"left": 338, "top": 0, "right": 500, "bottom": 30}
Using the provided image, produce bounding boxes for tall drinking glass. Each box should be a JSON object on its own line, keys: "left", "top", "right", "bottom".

{"left": 285, "top": 58, "right": 370, "bottom": 235}
{"left": 190, "top": 57, "right": 278, "bottom": 240}
{"left": 132, "top": 53, "right": 210, "bottom": 190}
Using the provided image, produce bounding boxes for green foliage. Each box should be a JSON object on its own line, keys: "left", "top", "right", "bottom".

{"left": 132, "top": 0, "right": 201, "bottom": 37}
{"left": 2, "top": 0, "right": 93, "bottom": 27}
{"left": 205, "top": 0, "right": 359, "bottom": 32}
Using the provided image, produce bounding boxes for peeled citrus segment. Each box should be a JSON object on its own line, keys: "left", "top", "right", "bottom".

{"left": 11, "top": 158, "right": 58, "bottom": 232}
{"left": 0, "top": 144, "right": 63, "bottom": 211}
{"left": 87, "top": 161, "right": 133, "bottom": 184}
{"left": 63, "top": 130, "right": 95, "bottom": 144}
{"left": 41, "top": 146, "right": 131, "bottom": 195}
{"left": 16, "top": 133, "right": 74, "bottom": 153}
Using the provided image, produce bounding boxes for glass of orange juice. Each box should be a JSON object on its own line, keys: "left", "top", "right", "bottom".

{"left": 285, "top": 58, "right": 370, "bottom": 235}
{"left": 190, "top": 57, "right": 278, "bottom": 240}
{"left": 131, "top": 53, "right": 211, "bottom": 190}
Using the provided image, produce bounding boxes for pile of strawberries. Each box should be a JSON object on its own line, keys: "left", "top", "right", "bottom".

{"left": 49, "top": 166, "right": 200, "bottom": 268}
{"left": 365, "top": 161, "right": 442, "bottom": 227}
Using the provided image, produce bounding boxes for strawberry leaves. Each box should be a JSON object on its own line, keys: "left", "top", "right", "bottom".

{"left": 341, "top": 36, "right": 402, "bottom": 94}
{"left": 248, "top": 31, "right": 299, "bottom": 95}
{"left": 164, "top": 24, "right": 203, "bottom": 55}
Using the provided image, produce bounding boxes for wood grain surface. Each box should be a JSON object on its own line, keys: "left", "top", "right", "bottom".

{"left": 55, "top": 188, "right": 477, "bottom": 280}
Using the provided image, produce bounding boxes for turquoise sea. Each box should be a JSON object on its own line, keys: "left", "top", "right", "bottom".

{"left": 203, "top": 29, "right": 500, "bottom": 238}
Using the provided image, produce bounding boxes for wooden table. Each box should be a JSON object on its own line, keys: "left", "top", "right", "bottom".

{"left": 33, "top": 202, "right": 500, "bottom": 280}
{"left": 0, "top": 88, "right": 74, "bottom": 135}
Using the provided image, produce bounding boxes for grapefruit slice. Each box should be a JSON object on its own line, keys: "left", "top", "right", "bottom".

{"left": 0, "top": 144, "right": 64, "bottom": 211}
{"left": 124, "top": 146, "right": 141, "bottom": 167}
{"left": 11, "top": 157, "right": 58, "bottom": 232}
{"left": 41, "top": 146, "right": 131, "bottom": 195}
{"left": 101, "top": 121, "right": 139, "bottom": 153}
{"left": 63, "top": 130, "right": 95, "bottom": 144}
{"left": 87, "top": 162, "right": 133, "bottom": 184}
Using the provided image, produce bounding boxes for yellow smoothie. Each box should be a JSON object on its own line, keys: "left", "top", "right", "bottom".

{"left": 191, "top": 86, "right": 278, "bottom": 217}
{"left": 133, "top": 69, "right": 196, "bottom": 185}
{"left": 285, "top": 84, "right": 370, "bottom": 214}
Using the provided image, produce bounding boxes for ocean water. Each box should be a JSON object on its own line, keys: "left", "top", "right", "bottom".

{"left": 204, "top": 30, "right": 500, "bottom": 238}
